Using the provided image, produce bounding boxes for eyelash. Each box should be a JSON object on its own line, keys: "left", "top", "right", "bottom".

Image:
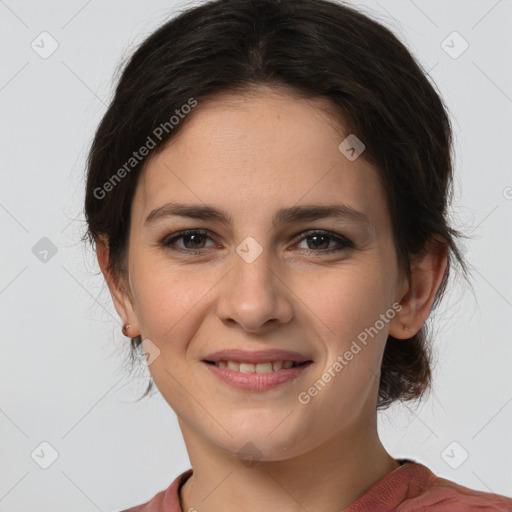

{"left": 160, "top": 229, "right": 354, "bottom": 255}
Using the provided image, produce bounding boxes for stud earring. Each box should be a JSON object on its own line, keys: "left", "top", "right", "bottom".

{"left": 404, "top": 324, "right": 410, "bottom": 332}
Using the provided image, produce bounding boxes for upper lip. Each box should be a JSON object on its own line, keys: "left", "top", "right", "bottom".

{"left": 203, "top": 349, "right": 312, "bottom": 364}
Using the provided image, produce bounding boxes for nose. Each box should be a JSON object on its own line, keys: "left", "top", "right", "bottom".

{"left": 215, "top": 242, "right": 294, "bottom": 333}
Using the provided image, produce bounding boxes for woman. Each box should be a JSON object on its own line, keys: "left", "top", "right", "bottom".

{"left": 83, "top": 0, "right": 512, "bottom": 510}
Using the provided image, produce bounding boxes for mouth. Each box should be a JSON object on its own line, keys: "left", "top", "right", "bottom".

{"left": 203, "top": 360, "right": 311, "bottom": 372}
{"left": 201, "top": 349, "right": 314, "bottom": 391}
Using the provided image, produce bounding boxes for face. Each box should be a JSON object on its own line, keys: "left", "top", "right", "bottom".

{"left": 110, "top": 87, "right": 410, "bottom": 461}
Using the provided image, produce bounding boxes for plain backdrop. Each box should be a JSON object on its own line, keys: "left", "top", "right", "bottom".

{"left": 1, "top": 0, "right": 511, "bottom": 510}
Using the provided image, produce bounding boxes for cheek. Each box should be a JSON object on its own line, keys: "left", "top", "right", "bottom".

{"left": 131, "top": 260, "right": 214, "bottom": 347}
{"left": 300, "top": 270, "right": 393, "bottom": 409}
{"left": 132, "top": 265, "right": 214, "bottom": 415}
{"left": 302, "top": 263, "right": 393, "bottom": 338}
{"left": 299, "top": 262, "right": 396, "bottom": 403}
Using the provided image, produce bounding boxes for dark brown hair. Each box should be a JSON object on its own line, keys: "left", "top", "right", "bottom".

{"left": 83, "top": 0, "right": 468, "bottom": 408}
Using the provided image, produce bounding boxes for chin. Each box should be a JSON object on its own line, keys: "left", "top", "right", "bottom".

{"left": 219, "top": 439, "right": 304, "bottom": 464}
{"left": 212, "top": 421, "right": 311, "bottom": 463}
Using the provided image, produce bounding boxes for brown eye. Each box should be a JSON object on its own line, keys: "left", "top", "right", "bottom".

{"left": 305, "top": 234, "right": 330, "bottom": 250}
{"left": 180, "top": 233, "right": 207, "bottom": 249}
{"left": 295, "top": 230, "right": 353, "bottom": 253}
{"left": 161, "top": 229, "right": 216, "bottom": 252}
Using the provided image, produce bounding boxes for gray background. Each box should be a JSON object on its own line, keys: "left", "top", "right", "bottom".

{"left": 1, "top": 0, "right": 511, "bottom": 510}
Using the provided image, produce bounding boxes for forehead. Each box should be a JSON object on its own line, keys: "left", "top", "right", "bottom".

{"left": 132, "top": 88, "right": 388, "bottom": 228}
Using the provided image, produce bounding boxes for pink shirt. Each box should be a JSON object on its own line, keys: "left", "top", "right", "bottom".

{"left": 121, "top": 460, "right": 512, "bottom": 511}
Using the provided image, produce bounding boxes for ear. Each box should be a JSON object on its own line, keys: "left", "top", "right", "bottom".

{"left": 389, "top": 236, "right": 448, "bottom": 339}
{"left": 96, "top": 236, "right": 140, "bottom": 337}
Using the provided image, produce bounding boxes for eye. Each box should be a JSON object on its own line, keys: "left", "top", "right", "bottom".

{"left": 161, "top": 229, "right": 217, "bottom": 253}
{"left": 160, "top": 228, "right": 353, "bottom": 255}
{"left": 294, "top": 230, "right": 354, "bottom": 253}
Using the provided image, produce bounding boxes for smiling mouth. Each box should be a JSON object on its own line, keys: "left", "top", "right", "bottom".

{"left": 203, "top": 360, "right": 312, "bottom": 372}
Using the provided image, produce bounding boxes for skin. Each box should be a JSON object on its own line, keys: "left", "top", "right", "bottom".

{"left": 98, "top": 86, "right": 447, "bottom": 511}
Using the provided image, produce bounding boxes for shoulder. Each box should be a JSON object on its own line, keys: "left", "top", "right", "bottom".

{"left": 119, "top": 469, "right": 193, "bottom": 512}
{"left": 402, "top": 464, "right": 512, "bottom": 512}
{"left": 347, "top": 460, "right": 512, "bottom": 511}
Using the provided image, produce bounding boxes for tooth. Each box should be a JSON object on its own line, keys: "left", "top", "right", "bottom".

{"left": 255, "top": 362, "right": 273, "bottom": 373}
{"left": 217, "top": 360, "right": 300, "bottom": 372}
{"left": 240, "top": 363, "right": 256, "bottom": 373}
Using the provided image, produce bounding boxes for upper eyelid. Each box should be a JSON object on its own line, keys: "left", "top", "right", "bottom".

{"left": 289, "top": 230, "right": 353, "bottom": 250}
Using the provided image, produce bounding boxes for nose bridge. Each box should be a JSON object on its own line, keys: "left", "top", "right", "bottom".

{"left": 216, "top": 236, "right": 293, "bottom": 331}
{"left": 232, "top": 235, "right": 276, "bottom": 300}
{"left": 235, "top": 236, "right": 273, "bottom": 285}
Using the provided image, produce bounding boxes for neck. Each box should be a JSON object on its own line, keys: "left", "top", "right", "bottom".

{"left": 178, "top": 418, "right": 399, "bottom": 512}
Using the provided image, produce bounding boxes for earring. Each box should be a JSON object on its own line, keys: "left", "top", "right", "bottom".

{"left": 403, "top": 324, "right": 410, "bottom": 332}
{"left": 122, "top": 324, "right": 131, "bottom": 337}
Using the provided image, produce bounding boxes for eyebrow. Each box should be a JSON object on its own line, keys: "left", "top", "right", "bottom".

{"left": 144, "top": 202, "right": 373, "bottom": 230}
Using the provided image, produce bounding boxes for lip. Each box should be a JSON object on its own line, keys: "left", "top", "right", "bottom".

{"left": 203, "top": 360, "right": 313, "bottom": 391}
{"left": 202, "top": 348, "right": 312, "bottom": 364}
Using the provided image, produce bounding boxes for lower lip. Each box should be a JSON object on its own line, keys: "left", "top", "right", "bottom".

{"left": 203, "top": 361, "right": 312, "bottom": 391}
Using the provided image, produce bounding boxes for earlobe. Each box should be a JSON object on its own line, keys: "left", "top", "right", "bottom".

{"left": 96, "top": 237, "right": 140, "bottom": 337}
{"left": 389, "top": 237, "right": 448, "bottom": 340}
